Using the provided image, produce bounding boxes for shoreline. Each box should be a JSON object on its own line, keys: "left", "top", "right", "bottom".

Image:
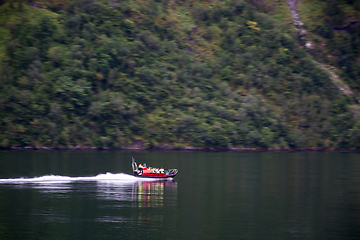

{"left": 1, "top": 145, "right": 360, "bottom": 152}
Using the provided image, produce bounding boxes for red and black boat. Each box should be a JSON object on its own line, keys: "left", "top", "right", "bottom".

{"left": 132, "top": 157, "right": 178, "bottom": 178}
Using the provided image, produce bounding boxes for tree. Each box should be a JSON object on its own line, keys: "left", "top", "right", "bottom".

{"left": 55, "top": 76, "right": 90, "bottom": 111}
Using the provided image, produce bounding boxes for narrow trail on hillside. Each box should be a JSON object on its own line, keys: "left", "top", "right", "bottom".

{"left": 287, "top": 0, "right": 360, "bottom": 103}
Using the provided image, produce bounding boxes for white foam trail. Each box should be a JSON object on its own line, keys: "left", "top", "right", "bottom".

{"left": 0, "top": 172, "right": 173, "bottom": 184}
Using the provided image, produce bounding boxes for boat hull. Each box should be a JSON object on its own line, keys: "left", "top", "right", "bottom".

{"left": 134, "top": 173, "right": 177, "bottom": 178}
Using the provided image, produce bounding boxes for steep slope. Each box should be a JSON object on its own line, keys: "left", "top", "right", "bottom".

{"left": 296, "top": 0, "right": 360, "bottom": 92}
{"left": 1, "top": 0, "right": 360, "bottom": 149}
{"left": 287, "top": 0, "right": 360, "bottom": 100}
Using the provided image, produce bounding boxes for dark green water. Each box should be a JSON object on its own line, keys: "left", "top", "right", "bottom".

{"left": 0, "top": 151, "right": 359, "bottom": 240}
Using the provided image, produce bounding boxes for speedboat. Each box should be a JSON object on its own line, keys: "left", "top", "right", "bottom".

{"left": 132, "top": 157, "right": 178, "bottom": 178}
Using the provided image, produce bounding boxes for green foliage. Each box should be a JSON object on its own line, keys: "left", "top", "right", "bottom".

{"left": 0, "top": 0, "right": 359, "bottom": 149}
{"left": 299, "top": 0, "right": 360, "bottom": 91}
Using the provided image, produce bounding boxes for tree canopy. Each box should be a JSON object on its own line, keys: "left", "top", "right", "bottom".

{"left": 1, "top": 0, "right": 360, "bottom": 149}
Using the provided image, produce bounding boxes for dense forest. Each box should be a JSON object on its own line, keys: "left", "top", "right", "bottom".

{"left": 1, "top": 0, "right": 360, "bottom": 149}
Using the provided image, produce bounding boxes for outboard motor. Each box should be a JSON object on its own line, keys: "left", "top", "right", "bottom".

{"left": 132, "top": 157, "right": 138, "bottom": 175}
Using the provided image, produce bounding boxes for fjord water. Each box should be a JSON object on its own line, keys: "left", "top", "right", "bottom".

{"left": 0, "top": 151, "right": 359, "bottom": 240}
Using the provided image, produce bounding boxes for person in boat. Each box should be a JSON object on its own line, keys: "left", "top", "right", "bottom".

{"left": 138, "top": 164, "right": 144, "bottom": 174}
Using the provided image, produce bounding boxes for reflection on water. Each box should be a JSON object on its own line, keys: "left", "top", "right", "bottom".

{"left": 0, "top": 173, "right": 178, "bottom": 237}
{"left": 95, "top": 178, "right": 177, "bottom": 229}
{"left": 129, "top": 181, "right": 178, "bottom": 232}
{"left": 0, "top": 174, "right": 178, "bottom": 208}
{"left": 132, "top": 181, "right": 177, "bottom": 208}
{"left": 95, "top": 177, "right": 177, "bottom": 207}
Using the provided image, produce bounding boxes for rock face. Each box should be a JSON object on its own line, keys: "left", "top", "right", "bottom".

{"left": 287, "top": 0, "right": 303, "bottom": 27}
{"left": 287, "top": 0, "right": 309, "bottom": 45}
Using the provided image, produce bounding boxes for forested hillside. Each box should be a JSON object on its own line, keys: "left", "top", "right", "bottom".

{"left": 298, "top": 0, "right": 360, "bottom": 91}
{"left": 1, "top": 0, "right": 360, "bottom": 149}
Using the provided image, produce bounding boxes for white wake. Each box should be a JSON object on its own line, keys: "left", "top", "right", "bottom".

{"left": 0, "top": 172, "right": 170, "bottom": 184}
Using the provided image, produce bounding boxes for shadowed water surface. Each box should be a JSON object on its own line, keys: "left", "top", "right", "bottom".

{"left": 0, "top": 151, "right": 359, "bottom": 240}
